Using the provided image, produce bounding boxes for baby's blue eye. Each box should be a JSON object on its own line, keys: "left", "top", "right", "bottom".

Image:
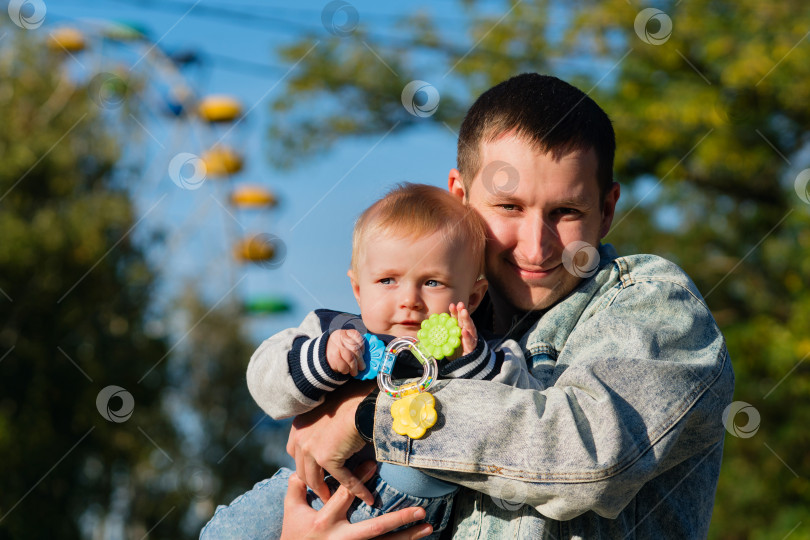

{"left": 379, "top": 278, "right": 394, "bottom": 285}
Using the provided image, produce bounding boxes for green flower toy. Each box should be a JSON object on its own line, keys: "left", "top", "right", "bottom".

{"left": 417, "top": 313, "right": 462, "bottom": 360}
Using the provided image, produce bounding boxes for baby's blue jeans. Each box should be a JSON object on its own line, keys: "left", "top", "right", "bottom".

{"left": 199, "top": 467, "right": 457, "bottom": 539}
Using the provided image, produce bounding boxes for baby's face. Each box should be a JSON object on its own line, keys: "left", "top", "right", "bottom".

{"left": 349, "top": 229, "right": 485, "bottom": 338}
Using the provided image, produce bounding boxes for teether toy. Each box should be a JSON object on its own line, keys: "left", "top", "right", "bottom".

{"left": 391, "top": 392, "right": 437, "bottom": 438}
{"left": 354, "top": 333, "right": 385, "bottom": 380}
{"left": 417, "top": 313, "right": 462, "bottom": 360}
{"left": 377, "top": 336, "right": 438, "bottom": 439}
{"left": 377, "top": 314, "right": 463, "bottom": 439}
{"left": 377, "top": 337, "right": 437, "bottom": 398}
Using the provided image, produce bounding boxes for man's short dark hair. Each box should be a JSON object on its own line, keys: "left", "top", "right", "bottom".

{"left": 457, "top": 73, "right": 615, "bottom": 200}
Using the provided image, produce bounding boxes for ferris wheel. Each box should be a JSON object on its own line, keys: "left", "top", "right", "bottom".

{"left": 45, "top": 21, "right": 293, "bottom": 318}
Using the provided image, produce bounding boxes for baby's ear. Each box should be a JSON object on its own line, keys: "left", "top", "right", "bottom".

{"left": 347, "top": 269, "right": 362, "bottom": 306}
{"left": 466, "top": 276, "right": 488, "bottom": 314}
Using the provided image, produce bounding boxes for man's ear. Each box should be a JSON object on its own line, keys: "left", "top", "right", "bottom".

{"left": 448, "top": 168, "right": 466, "bottom": 202}
{"left": 466, "top": 277, "right": 488, "bottom": 314}
{"left": 347, "top": 269, "right": 361, "bottom": 306}
{"left": 600, "top": 182, "right": 621, "bottom": 239}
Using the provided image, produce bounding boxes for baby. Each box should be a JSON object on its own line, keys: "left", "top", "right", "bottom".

{"left": 203, "top": 183, "right": 539, "bottom": 539}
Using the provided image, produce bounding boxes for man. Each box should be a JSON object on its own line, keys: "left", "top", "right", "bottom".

{"left": 209, "top": 74, "right": 734, "bottom": 539}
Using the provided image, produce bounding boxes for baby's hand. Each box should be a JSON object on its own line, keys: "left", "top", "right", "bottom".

{"left": 449, "top": 302, "right": 478, "bottom": 356}
{"left": 326, "top": 329, "right": 366, "bottom": 377}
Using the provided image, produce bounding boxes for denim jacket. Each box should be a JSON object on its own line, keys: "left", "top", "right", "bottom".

{"left": 372, "top": 244, "right": 734, "bottom": 538}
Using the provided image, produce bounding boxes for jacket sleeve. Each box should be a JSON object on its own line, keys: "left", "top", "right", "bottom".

{"left": 371, "top": 279, "right": 734, "bottom": 521}
{"left": 246, "top": 310, "right": 355, "bottom": 419}
{"left": 487, "top": 338, "right": 546, "bottom": 391}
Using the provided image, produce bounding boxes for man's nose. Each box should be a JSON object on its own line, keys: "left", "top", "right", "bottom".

{"left": 519, "top": 213, "right": 558, "bottom": 264}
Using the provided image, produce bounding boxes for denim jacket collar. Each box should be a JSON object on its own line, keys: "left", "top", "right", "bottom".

{"left": 521, "top": 242, "right": 619, "bottom": 356}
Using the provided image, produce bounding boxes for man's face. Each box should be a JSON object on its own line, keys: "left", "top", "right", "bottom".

{"left": 450, "top": 134, "right": 619, "bottom": 312}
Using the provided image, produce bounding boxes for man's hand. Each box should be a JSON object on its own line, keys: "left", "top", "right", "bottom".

{"left": 282, "top": 463, "right": 432, "bottom": 540}
{"left": 286, "top": 381, "right": 377, "bottom": 505}
{"left": 327, "top": 329, "right": 366, "bottom": 377}
{"left": 450, "top": 301, "right": 478, "bottom": 355}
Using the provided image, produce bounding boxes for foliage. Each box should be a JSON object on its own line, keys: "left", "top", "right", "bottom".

{"left": 0, "top": 25, "right": 175, "bottom": 538}
{"left": 266, "top": 1, "right": 810, "bottom": 538}
{"left": 0, "top": 26, "right": 282, "bottom": 539}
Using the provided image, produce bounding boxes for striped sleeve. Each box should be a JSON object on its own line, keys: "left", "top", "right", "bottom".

{"left": 439, "top": 337, "right": 503, "bottom": 381}
{"left": 287, "top": 331, "right": 352, "bottom": 401}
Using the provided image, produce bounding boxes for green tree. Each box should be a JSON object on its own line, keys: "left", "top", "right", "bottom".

{"left": 0, "top": 25, "right": 285, "bottom": 538}
{"left": 0, "top": 24, "right": 177, "bottom": 539}
{"left": 266, "top": 1, "right": 810, "bottom": 538}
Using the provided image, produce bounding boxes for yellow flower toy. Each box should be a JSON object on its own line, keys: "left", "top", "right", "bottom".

{"left": 390, "top": 392, "right": 437, "bottom": 439}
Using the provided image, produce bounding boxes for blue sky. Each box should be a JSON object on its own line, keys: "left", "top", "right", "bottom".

{"left": 37, "top": 0, "right": 654, "bottom": 344}
{"left": 43, "top": 0, "right": 477, "bottom": 341}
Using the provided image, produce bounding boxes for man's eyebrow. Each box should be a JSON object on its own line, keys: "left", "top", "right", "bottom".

{"left": 485, "top": 193, "right": 522, "bottom": 203}
{"left": 553, "top": 197, "right": 592, "bottom": 208}
{"left": 485, "top": 193, "right": 593, "bottom": 208}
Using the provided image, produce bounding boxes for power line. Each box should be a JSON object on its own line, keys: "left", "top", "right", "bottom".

{"left": 42, "top": 11, "right": 307, "bottom": 79}
{"left": 105, "top": 0, "right": 523, "bottom": 64}
{"left": 50, "top": 0, "right": 570, "bottom": 80}
{"left": 205, "top": 52, "right": 290, "bottom": 77}
{"left": 108, "top": 0, "right": 325, "bottom": 35}
{"left": 118, "top": 0, "right": 477, "bottom": 25}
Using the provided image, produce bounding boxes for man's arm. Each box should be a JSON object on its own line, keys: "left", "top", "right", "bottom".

{"left": 283, "top": 323, "right": 542, "bottom": 501}
{"left": 372, "top": 279, "right": 734, "bottom": 521}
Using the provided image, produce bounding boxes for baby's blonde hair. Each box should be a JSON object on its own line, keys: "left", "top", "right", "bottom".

{"left": 351, "top": 183, "right": 487, "bottom": 276}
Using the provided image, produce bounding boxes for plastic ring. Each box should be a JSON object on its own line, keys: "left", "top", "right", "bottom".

{"left": 376, "top": 337, "right": 438, "bottom": 398}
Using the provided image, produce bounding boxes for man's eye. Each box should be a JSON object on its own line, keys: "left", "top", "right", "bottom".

{"left": 497, "top": 204, "right": 519, "bottom": 211}
{"left": 425, "top": 279, "right": 441, "bottom": 287}
{"left": 554, "top": 208, "right": 580, "bottom": 216}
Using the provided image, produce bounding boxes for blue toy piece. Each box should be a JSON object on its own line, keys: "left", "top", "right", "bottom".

{"left": 354, "top": 333, "right": 385, "bottom": 380}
